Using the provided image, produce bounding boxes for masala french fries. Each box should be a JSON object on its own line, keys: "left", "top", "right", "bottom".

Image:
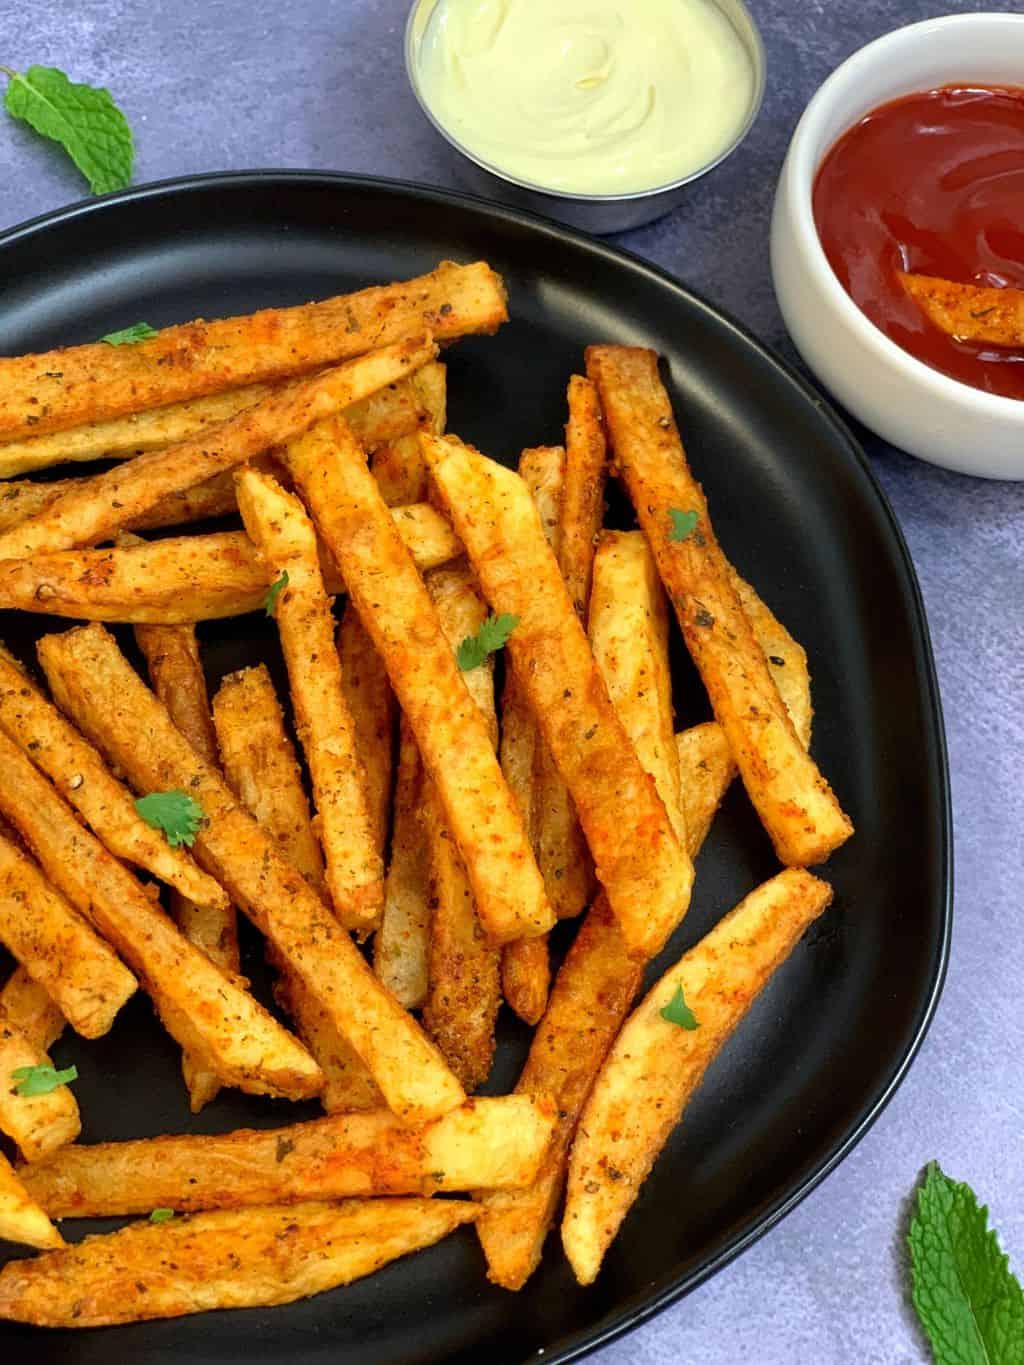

{"left": 0, "top": 1153, "right": 63, "bottom": 1251}
{"left": 586, "top": 345, "right": 852, "bottom": 867}
{"left": 0, "top": 1197, "right": 479, "bottom": 1327}
{"left": 39, "top": 623, "right": 465, "bottom": 1124}
{"left": 271, "top": 969, "right": 385, "bottom": 1114}
{"left": 0, "top": 968, "right": 65, "bottom": 1053}
{"left": 563, "top": 869, "right": 833, "bottom": 1284}
{"left": 0, "top": 725, "right": 320, "bottom": 1102}
{"left": 560, "top": 375, "right": 608, "bottom": 619}
{"left": 21, "top": 1095, "right": 556, "bottom": 1216}
{"left": 338, "top": 601, "right": 395, "bottom": 858}
{"left": 0, "top": 825, "right": 136, "bottom": 1039}
{"left": 0, "top": 260, "right": 505, "bottom": 442}
{"left": 422, "top": 433, "right": 692, "bottom": 960}
{"left": 370, "top": 359, "right": 447, "bottom": 504}
{"left": 0, "top": 1006, "right": 80, "bottom": 1162}
{"left": 373, "top": 716, "right": 431, "bottom": 1009}
{"left": 900, "top": 271, "right": 1024, "bottom": 346}
{"left": 732, "top": 570, "right": 813, "bottom": 749}
{"left": 0, "top": 503, "right": 462, "bottom": 624}
{"left": 0, "top": 335, "right": 437, "bottom": 561}
{"left": 284, "top": 416, "right": 553, "bottom": 945}
{"left": 500, "top": 936, "right": 550, "bottom": 1029}
{"left": 236, "top": 466, "right": 382, "bottom": 930}
{"left": 675, "top": 723, "right": 736, "bottom": 852}
{"left": 0, "top": 469, "right": 240, "bottom": 538}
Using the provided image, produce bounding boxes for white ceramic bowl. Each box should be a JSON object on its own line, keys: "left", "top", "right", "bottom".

{"left": 771, "top": 13, "right": 1024, "bottom": 480}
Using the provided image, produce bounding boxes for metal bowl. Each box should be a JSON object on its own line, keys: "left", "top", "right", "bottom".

{"left": 404, "top": 0, "right": 767, "bottom": 235}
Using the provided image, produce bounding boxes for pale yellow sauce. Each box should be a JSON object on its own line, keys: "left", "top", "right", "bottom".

{"left": 416, "top": 0, "right": 756, "bottom": 195}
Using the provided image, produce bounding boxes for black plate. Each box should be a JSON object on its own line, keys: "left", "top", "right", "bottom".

{"left": 0, "top": 173, "right": 950, "bottom": 1365}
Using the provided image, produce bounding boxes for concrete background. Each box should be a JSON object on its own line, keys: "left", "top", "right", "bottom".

{"left": 1, "top": 2, "right": 1021, "bottom": 1360}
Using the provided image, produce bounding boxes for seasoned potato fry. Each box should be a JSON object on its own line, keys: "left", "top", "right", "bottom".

{"left": 0, "top": 647, "right": 227, "bottom": 912}
{"left": 900, "top": 271, "right": 1024, "bottom": 346}
{"left": 0, "top": 1197, "right": 479, "bottom": 1326}
{"left": 236, "top": 467, "right": 382, "bottom": 930}
{"left": 675, "top": 723, "right": 737, "bottom": 854}
{"left": 422, "top": 562, "right": 501, "bottom": 1092}
{"left": 373, "top": 716, "right": 431, "bottom": 1009}
{"left": 589, "top": 531, "right": 683, "bottom": 842}
{"left": 0, "top": 470, "right": 240, "bottom": 538}
{"left": 284, "top": 416, "right": 553, "bottom": 945}
{"left": 0, "top": 967, "right": 65, "bottom": 1053}
{"left": 0, "top": 724, "right": 319, "bottom": 1102}
{"left": 22, "top": 1095, "right": 556, "bottom": 1216}
{"left": 338, "top": 602, "right": 395, "bottom": 858}
{"left": 370, "top": 360, "right": 447, "bottom": 504}
{"left": 560, "top": 374, "right": 608, "bottom": 620}
{"left": 585, "top": 345, "right": 852, "bottom": 866}
{"left": 0, "top": 1005, "right": 80, "bottom": 1162}
{"left": 0, "top": 336, "right": 437, "bottom": 561}
{"left": 271, "top": 969, "right": 384, "bottom": 1115}
{"left": 0, "top": 260, "right": 506, "bottom": 442}
{"left": 499, "top": 935, "right": 551, "bottom": 1031}
{"left": 0, "top": 824, "right": 136, "bottom": 1039}
{"left": 732, "top": 570, "right": 813, "bottom": 750}
{"left": 422, "top": 433, "right": 692, "bottom": 960}
{"left": 38, "top": 624, "right": 464, "bottom": 1124}
{"left": 0, "top": 503, "right": 462, "bottom": 624}
{"left": 0, "top": 1153, "right": 63, "bottom": 1251}
{"left": 562, "top": 869, "right": 833, "bottom": 1284}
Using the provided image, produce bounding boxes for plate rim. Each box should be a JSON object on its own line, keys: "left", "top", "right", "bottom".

{"left": 0, "top": 169, "right": 953, "bottom": 1365}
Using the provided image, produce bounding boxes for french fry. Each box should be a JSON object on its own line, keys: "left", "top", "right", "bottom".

{"left": 499, "top": 936, "right": 550, "bottom": 1031}
{"left": 373, "top": 716, "right": 431, "bottom": 1009}
{"left": 0, "top": 335, "right": 438, "bottom": 561}
{"left": 21, "top": 1095, "right": 556, "bottom": 1216}
{"left": 338, "top": 601, "right": 395, "bottom": 858}
{"left": 236, "top": 467, "right": 382, "bottom": 931}
{"left": 0, "top": 725, "right": 320, "bottom": 1102}
{"left": 589, "top": 531, "right": 683, "bottom": 842}
{"left": 560, "top": 375, "right": 608, "bottom": 620}
{"left": 0, "top": 826, "right": 136, "bottom": 1039}
{"left": 0, "top": 259, "right": 506, "bottom": 443}
{"left": 900, "top": 272, "right": 1024, "bottom": 346}
{"left": 732, "top": 570, "right": 813, "bottom": 749}
{"left": 0, "top": 967, "right": 65, "bottom": 1053}
{"left": 0, "top": 647, "right": 228, "bottom": 912}
{"left": 585, "top": 345, "right": 853, "bottom": 866}
{"left": 0, "top": 1197, "right": 479, "bottom": 1326}
{"left": 0, "top": 1006, "right": 80, "bottom": 1162}
{"left": 0, "top": 502, "right": 462, "bottom": 624}
{"left": 422, "top": 433, "right": 692, "bottom": 960}
{"left": 422, "top": 562, "right": 501, "bottom": 1092}
{"left": 562, "top": 869, "right": 833, "bottom": 1284}
{"left": 370, "top": 360, "right": 447, "bottom": 504}
{"left": 38, "top": 623, "right": 465, "bottom": 1124}
{"left": 675, "top": 723, "right": 737, "bottom": 854}
{"left": 271, "top": 970, "right": 385, "bottom": 1115}
{"left": 284, "top": 416, "right": 553, "bottom": 945}
{"left": 0, "top": 1153, "right": 63, "bottom": 1251}
{"left": 0, "top": 470, "right": 240, "bottom": 538}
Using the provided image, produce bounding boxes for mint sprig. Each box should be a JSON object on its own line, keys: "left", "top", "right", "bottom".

{"left": 2, "top": 65, "right": 133, "bottom": 195}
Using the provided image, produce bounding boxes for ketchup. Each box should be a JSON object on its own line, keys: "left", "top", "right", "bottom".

{"left": 813, "top": 86, "right": 1024, "bottom": 400}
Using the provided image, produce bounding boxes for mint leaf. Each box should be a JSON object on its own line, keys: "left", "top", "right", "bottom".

{"left": 659, "top": 983, "right": 699, "bottom": 1030}
{"left": 2, "top": 65, "right": 133, "bottom": 195}
{"left": 263, "top": 570, "right": 289, "bottom": 617}
{"left": 457, "top": 614, "right": 518, "bottom": 672}
{"left": 668, "top": 508, "right": 698, "bottom": 543}
{"left": 909, "top": 1162, "right": 1024, "bottom": 1364}
{"left": 149, "top": 1208, "right": 175, "bottom": 1224}
{"left": 101, "top": 322, "right": 157, "bottom": 346}
{"left": 11, "top": 1063, "right": 77, "bottom": 1096}
{"left": 134, "top": 790, "right": 205, "bottom": 847}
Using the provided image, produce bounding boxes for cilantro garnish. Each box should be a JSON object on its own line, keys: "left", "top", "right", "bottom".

{"left": 134, "top": 790, "right": 205, "bottom": 847}
{"left": 456, "top": 613, "right": 518, "bottom": 672}
{"left": 263, "top": 570, "right": 289, "bottom": 617}
{"left": 667, "top": 509, "right": 699, "bottom": 543}
{"left": 11, "top": 1062, "right": 78, "bottom": 1097}
{"left": 101, "top": 322, "right": 157, "bottom": 346}
{"left": 659, "top": 983, "right": 699, "bottom": 1030}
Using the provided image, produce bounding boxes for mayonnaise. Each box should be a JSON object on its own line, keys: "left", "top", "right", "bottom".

{"left": 416, "top": 0, "right": 756, "bottom": 195}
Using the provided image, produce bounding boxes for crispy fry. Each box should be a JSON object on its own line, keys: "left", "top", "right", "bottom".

{"left": 0, "top": 647, "right": 227, "bottom": 911}
{"left": 422, "top": 433, "right": 692, "bottom": 960}
{"left": 236, "top": 467, "right": 382, "bottom": 930}
{"left": 585, "top": 345, "right": 852, "bottom": 866}
{"left": 422, "top": 562, "right": 501, "bottom": 1092}
{"left": 0, "top": 502, "right": 462, "bottom": 624}
{"left": 284, "top": 416, "right": 553, "bottom": 945}
{"left": 560, "top": 375, "right": 607, "bottom": 620}
{"left": 373, "top": 716, "right": 431, "bottom": 1009}
{"left": 0, "top": 336, "right": 437, "bottom": 561}
{"left": 370, "top": 360, "right": 447, "bottom": 504}
{"left": 0, "top": 826, "right": 136, "bottom": 1039}
{"left": 0, "top": 967, "right": 65, "bottom": 1053}
{"left": 0, "top": 724, "right": 319, "bottom": 1102}
{"left": 0, "top": 260, "right": 506, "bottom": 442}
{"left": 271, "top": 969, "right": 385, "bottom": 1114}
{"left": 675, "top": 723, "right": 737, "bottom": 854}
{"left": 499, "top": 935, "right": 550, "bottom": 1029}
{"left": 731, "top": 570, "right": 813, "bottom": 749}
{"left": 0, "top": 1006, "right": 80, "bottom": 1162}
{"left": 900, "top": 271, "right": 1024, "bottom": 346}
{"left": 338, "top": 601, "right": 395, "bottom": 858}
{"left": 21, "top": 1095, "right": 555, "bottom": 1216}
{"left": 562, "top": 869, "right": 833, "bottom": 1284}
{"left": 0, "top": 470, "right": 240, "bottom": 538}
{"left": 0, "top": 1152, "right": 63, "bottom": 1251}
{"left": 0, "top": 1197, "right": 479, "bottom": 1326}
{"left": 38, "top": 624, "right": 464, "bottom": 1124}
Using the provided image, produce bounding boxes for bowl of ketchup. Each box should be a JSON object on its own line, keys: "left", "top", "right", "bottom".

{"left": 771, "top": 12, "right": 1024, "bottom": 479}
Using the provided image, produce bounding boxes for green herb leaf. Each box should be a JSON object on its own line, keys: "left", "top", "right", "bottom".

{"left": 134, "top": 790, "right": 205, "bottom": 847}
{"left": 667, "top": 508, "right": 699, "bottom": 543}
{"left": 101, "top": 322, "right": 157, "bottom": 346}
{"left": 2, "top": 65, "right": 133, "bottom": 195}
{"left": 11, "top": 1063, "right": 78, "bottom": 1097}
{"left": 149, "top": 1208, "right": 175, "bottom": 1224}
{"left": 263, "top": 570, "right": 289, "bottom": 618}
{"left": 456, "top": 613, "right": 518, "bottom": 672}
{"left": 909, "top": 1162, "right": 1024, "bottom": 1364}
{"left": 659, "top": 983, "right": 699, "bottom": 1030}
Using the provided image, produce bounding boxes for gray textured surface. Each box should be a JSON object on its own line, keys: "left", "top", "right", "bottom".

{"left": 0, "top": 1, "right": 1021, "bottom": 1361}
